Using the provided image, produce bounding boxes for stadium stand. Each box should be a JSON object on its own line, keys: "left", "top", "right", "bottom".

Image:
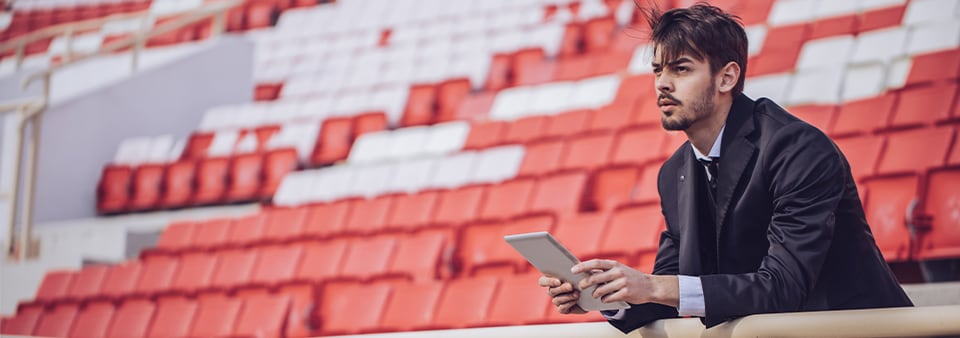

{"left": 2, "top": 0, "right": 960, "bottom": 337}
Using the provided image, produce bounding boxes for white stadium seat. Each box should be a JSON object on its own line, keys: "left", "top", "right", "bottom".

{"left": 428, "top": 151, "right": 480, "bottom": 189}
{"left": 472, "top": 145, "right": 525, "bottom": 184}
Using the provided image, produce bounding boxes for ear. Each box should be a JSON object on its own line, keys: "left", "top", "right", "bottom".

{"left": 716, "top": 61, "right": 741, "bottom": 94}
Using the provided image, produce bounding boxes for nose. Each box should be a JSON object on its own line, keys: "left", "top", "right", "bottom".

{"left": 656, "top": 73, "right": 673, "bottom": 94}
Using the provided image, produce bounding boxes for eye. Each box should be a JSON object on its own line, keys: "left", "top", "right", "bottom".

{"left": 676, "top": 66, "right": 689, "bottom": 73}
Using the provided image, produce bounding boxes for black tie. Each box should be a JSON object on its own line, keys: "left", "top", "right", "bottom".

{"left": 699, "top": 157, "right": 719, "bottom": 195}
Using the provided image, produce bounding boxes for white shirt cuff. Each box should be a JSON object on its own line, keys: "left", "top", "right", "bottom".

{"left": 677, "top": 275, "right": 705, "bottom": 317}
{"left": 601, "top": 309, "right": 626, "bottom": 320}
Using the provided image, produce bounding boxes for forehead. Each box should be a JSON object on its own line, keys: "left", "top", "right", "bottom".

{"left": 651, "top": 43, "right": 706, "bottom": 65}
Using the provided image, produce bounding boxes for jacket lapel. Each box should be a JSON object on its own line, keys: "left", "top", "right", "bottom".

{"left": 715, "top": 95, "right": 758, "bottom": 236}
{"left": 677, "top": 146, "right": 705, "bottom": 276}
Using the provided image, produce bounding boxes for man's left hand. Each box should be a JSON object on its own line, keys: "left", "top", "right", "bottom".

{"left": 572, "top": 259, "right": 679, "bottom": 307}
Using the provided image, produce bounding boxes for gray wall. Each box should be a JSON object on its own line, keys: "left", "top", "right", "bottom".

{"left": 32, "top": 36, "right": 254, "bottom": 223}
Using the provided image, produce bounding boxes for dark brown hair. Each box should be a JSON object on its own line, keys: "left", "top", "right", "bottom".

{"left": 640, "top": 2, "right": 748, "bottom": 96}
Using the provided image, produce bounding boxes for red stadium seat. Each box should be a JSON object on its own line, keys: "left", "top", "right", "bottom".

{"left": 543, "top": 109, "right": 593, "bottom": 139}
{"left": 296, "top": 239, "right": 349, "bottom": 283}
{"left": 832, "top": 93, "right": 896, "bottom": 137}
{"left": 436, "top": 78, "right": 473, "bottom": 122}
{"left": 379, "top": 281, "right": 445, "bottom": 332}
{"left": 892, "top": 83, "right": 958, "bottom": 127}
{"left": 225, "top": 152, "right": 264, "bottom": 203}
{"left": 68, "top": 301, "right": 114, "bottom": 338}
{"left": 479, "top": 178, "right": 536, "bottom": 221}
{"left": 276, "top": 284, "right": 315, "bottom": 337}
{"left": 65, "top": 265, "right": 109, "bottom": 302}
{"left": 788, "top": 104, "right": 836, "bottom": 133}
{"left": 261, "top": 148, "right": 299, "bottom": 199}
{"left": 599, "top": 204, "right": 664, "bottom": 271}
{"left": 518, "top": 140, "right": 566, "bottom": 177}
{"left": 385, "top": 230, "right": 452, "bottom": 282}
{"left": 512, "top": 48, "right": 555, "bottom": 86}
{"left": 303, "top": 200, "right": 352, "bottom": 238}
{"left": 905, "top": 49, "right": 960, "bottom": 86}
{"left": 33, "top": 304, "right": 79, "bottom": 337}
{"left": 747, "top": 24, "right": 808, "bottom": 76}
{"left": 250, "top": 244, "right": 303, "bottom": 287}
{"left": 863, "top": 176, "right": 918, "bottom": 262}
{"left": 487, "top": 273, "right": 550, "bottom": 326}
{"left": 464, "top": 120, "right": 507, "bottom": 150}
{"left": 235, "top": 293, "right": 291, "bottom": 338}
{"left": 210, "top": 249, "right": 258, "bottom": 290}
{"left": 503, "top": 115, "right": 549, "bottom": 144}
{"left": 611, "top": 128, "right": 666, "bottom": 165}
{"left": 254, "top": 125, "right": 281, "bottom": 151}
{"left": 593, "top": 50, "right": 634, "bottom": 75}
{"left": 97, "top": 165, "right": 132, "bottom": 214}
{"left": 1, "top": 305, "right": 42, "bottom": 335}
{"left": 134, "top": 255, "right": 179, "bottom": 297}
{"left": 153, "top": 220, "right": 196, "bottom": 254}
{"left": 148, "top": 297, "right": 197, "bottom": 338}
{"left": 583, "top": 16, "right": 616, "bottom": 52}
{"left": 33, "top": 270, "right": 74, "bottom": 304}
{"left": 107, "top": 299, "right": 154, "bottom": 338}
{"left": 529, "top": 171, "right": 588, "bottom": 214}
{"left": 403, "top": 84, "right": 437, "bottom": 127}
{"left": 311, "top": 117, "right": 353, "bottom": 166}
{"left": 101, "top": 260, "right": 143, "bottom": 300}
{"left": 833, "top": 135, "right": 885, "bottom": 181}
{"left": 191, "top": 218, "right": 233, "bottom": 251}
{"left": 587, "top": 166, "right": 640, "bottom": 211}
{"left": 431, "top": 276, "right": 500, "bottom": 329}
{"left": 809, "top": 14, "right": 856, "bottom": 40}
{"left": 353, "top": 111, "right": 389, "bottom": 137}
{"left": 485, "top": 53, "right": 512, "bottom": 91}
{"left": 225, "top": 214, "right": 266, "bottom": 248}
{"left": 340, "top": 235, "right": 398, "bottom": 280}
{"left": 455, "top": 91, "right": 497, "bottom": 122}
{"left": 460, "top": 215, "right": 554, "bottom": 275}
{"left": 950, "top": 131, "right": 960, "bottom": 166}
{"left": 918, "top": 169, "right": 960, "bottom": 260}
{"left": 344, "top": 196, "right": 395, "bottom": 234}
{"left": 262, "top": 206, "right": 308, "bottom": 243}
{"left": 553, "top": 212, "right": 609, "bottom": 258}
{"left": 622, "top": 165, "right": 657, "bottom": 205}
{"left": 857, "top": 5, "right": 906, "bottom": 33}
{"left": 245, "top": 3, "right": 274, "bottom": 29}
{"left": 169, "top": 253, "right": 218, "bottom": 295}
{"left": 318, "top": 281, "right": 392, "bottom": 335}
{"left": 559, "top": 22, "right": 584, "bottom": 57}
{"left": 129, "top": 164, "right": 165, "bottom": 211}
{"left": 561, "top": 132, "right": 616, "bottom": 171}
{"left": 193, "top": 157, "right": 230, "bottom": 205}
{"left": 878, "top": 127, "right": 954, "bottom": 176}
{"left": 590, "top": 101, "right": 634, "bottom": 132}
{"left": 159, "top": 160, "right": 196, "bottom": 209}
{"left": 189, "top": 294, "right": 244, "bottom": 337}
{"left": 385, "top": 191, "right": 440, "bottom": 232}
{"left": 554, "top": 55, "right": 596, "bottom": 81}
{"left": 432, "top": 185, "right": 487, "bottom": 227}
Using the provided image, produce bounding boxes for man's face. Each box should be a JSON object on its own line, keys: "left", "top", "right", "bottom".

{"left": 651, "top": 49, "right": 718, "bottom": 131}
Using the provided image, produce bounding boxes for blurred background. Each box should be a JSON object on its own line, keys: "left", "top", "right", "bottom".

{"left": 1, "top": 0, "right": 959, "bottom": 336}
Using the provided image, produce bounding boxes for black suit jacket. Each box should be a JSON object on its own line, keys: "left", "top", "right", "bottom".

{"left": 607, "top": 94, "right": 913, "bottom": 333}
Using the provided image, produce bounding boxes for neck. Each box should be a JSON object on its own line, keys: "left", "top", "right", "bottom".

{"left": 685, "top": 94, "right": 733, "bottom": 155}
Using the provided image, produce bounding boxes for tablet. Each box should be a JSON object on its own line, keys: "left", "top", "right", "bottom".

{"left": 504, "top": 231, "right": 630, "bottom": 311}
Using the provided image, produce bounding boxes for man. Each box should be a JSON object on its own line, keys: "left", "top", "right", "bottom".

{"left": 539, "top": 3, "right": 913, "bottom": 332}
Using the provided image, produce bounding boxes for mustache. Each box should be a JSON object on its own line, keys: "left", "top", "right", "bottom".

{"left": 658, "top": 93, "right": 682, "bottom": 106}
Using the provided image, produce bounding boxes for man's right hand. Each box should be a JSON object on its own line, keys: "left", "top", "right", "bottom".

{"left": 539, "top": 275, "right": 587, "bottom": 314}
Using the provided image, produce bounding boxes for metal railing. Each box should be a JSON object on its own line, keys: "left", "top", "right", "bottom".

{"left": 0, "top": 0, "right": 242, "bottom": 261}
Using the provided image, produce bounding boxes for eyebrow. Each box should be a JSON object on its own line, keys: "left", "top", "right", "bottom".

{"left": 651, "top": 57, "right": 694, "bottom": 68}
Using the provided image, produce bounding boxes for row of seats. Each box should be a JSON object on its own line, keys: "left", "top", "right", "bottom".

{"left": 273, "top": 145, "right": 524, "bottom": 206}
{"left": 3, "top": 292, "right": 292, "bottom": 337}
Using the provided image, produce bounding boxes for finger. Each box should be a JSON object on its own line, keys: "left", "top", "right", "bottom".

{"left": 592, "top": 277, "right": 626, "bottom": 300}
{"left": 551, "top": 291, "right": 580, "bottom": 306}
{"left": 579, "top": 268, "right": 623, "bottom": 290}
{"left": 538, "top": 276, "right": 561, "bottom": 287}
{"left": 547, "top": 282, "right": 574, "bottom": 297}
{"left": 557, "top": 301, "right": 579, "bottom": 314}
{"left": 600, "top": 288, "right": 628, "bottom": 304}
{"left": 572, "top": 259, "right": 619, "bottom": 274}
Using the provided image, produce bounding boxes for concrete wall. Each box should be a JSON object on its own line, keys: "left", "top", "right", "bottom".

{"left": 31, "top": 36, "right": 253, "bottom": 223}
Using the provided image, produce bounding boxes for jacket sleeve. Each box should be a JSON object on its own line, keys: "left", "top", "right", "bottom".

{"left": 700, "top": 123, "right": 845, "bottom": 327}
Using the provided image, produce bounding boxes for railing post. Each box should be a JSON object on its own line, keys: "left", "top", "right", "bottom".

{"left": 5, "top": 108, "right": 25, "bottom": 259}
{"left": 18, "top": 105, "right": 40, "bottom": 260}
{"left": 213, "top": 11, "right": 226, "bottom": 37}
{"left": 64, "top": 27, "right": 75, "bottom": 63}
{"left": 14, "top": 41, "right": 24, "bottom": 71}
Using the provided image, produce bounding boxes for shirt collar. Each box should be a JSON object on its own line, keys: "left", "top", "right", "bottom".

{"left": 691, "top": 125, "right": 725, "bottom": 162}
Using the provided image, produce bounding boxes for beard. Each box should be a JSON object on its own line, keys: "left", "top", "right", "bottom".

{"left": 661, "top": 82, "right": 716, "bottom": 131}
